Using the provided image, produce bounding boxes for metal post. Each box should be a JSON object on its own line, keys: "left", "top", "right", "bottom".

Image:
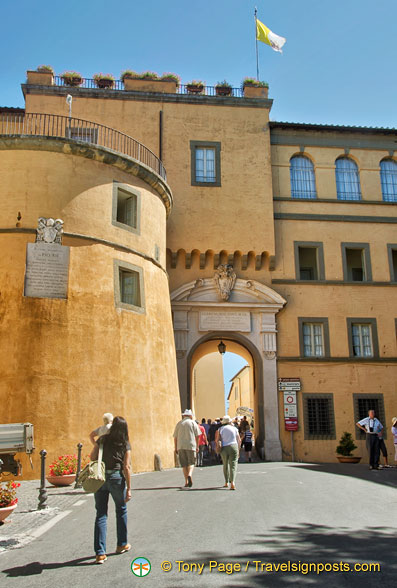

{"left": 74, "top": 443, "right": 83, "bottom": 488}
{"left": 38, "top": 449, "right": 48, "bottom": 510}
{"left": 291, "top": 431, "right": 295, "bottom": 462}
{"left": 254, "top": 7, "right": 260, "bottom": 81}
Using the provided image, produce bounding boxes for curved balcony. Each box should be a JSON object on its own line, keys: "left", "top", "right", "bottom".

{"left": 0, "top": 112, "right": 166, "bottom": 181}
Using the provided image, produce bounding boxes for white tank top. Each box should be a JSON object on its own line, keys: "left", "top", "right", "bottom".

{"left": 220, "top": 425, "right": 239, "bottom": 447}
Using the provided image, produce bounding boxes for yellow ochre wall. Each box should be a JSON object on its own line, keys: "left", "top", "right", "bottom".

{"left": 228, "top": 366, "right": 254, "bottom": 418}
{"left": 192, "top": 353, "right": 225, "bottom": 421}
{"left": 0, "top": 145, "right": 181, "bottom": 478}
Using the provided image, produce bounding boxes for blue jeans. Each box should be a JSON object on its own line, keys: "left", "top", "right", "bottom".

{"left": 94, "top": 470, "right": 127, "bottom": 555}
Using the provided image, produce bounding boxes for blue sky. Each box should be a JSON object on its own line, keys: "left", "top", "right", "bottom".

{"left": 1, "top": 0, "right": 397, "bottom": 127}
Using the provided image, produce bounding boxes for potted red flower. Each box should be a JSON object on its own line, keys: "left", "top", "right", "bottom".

{"left": 93, "top": 73, "right": 115, "bottom": 89}
{"left": 47, "top": 454, "right": 78, "bottom": 486}
{"left": 0, "top": 481, "right": 21, "bottom": 522}
{"left": 61, "top": 71, "right": 83, "bottom": 87}
{"left": 215, "top": 80, "right": 232, "bottom": 96}
{"left": 186, "top": 80, "right": 205, "bottom": 94}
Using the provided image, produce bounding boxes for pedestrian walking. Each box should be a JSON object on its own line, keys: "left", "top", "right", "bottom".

{"left": 173, "top": 409, "right": 201, "bottom": 487}
{"left": 378, "top": 431, "right": 390, "bottom": 467}
{"left": 215, "top": 415, "right": 241, "bottom": 490}
{"left": 201, "top": 418, "right": 210, "bottom": 437}
{"left": 90, "top": 416, "right": 132, "bottom": 564}
{"left": 356, "top": 409, "right": 383, "bottom": 470}
{"left": 391, "top": 417, "right": 397, "bottom": 463}
{"left": 242, "top": 428, "right": 254, "bottom": 462}
{"left": 89, "top": 413, "right": 113, "bottom": 445}
{"left": 196, "top": 421, "right": 208, "bottom": 467}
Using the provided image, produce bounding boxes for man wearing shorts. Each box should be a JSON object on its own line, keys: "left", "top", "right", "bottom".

{"left": 173, "top": 410, "right": 201, "bottom": 487}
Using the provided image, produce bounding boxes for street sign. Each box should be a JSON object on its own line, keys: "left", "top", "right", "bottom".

{"left": 283, "top": 391, "right": 297, "bottom": 405}
{"left": 278, "top": 378, "right": 301, "bottom": 391}
{"left": 285, "top": 418, "right": 298, "bottom": 431}
{"left": 284, "top": 405, "right": 297, "bottom": 417}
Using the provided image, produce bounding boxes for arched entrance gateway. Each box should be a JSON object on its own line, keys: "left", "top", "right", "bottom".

{"left": 171, "top": 266, "right": 286, "bottom": 461}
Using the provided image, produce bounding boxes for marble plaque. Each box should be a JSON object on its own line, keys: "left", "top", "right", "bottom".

{"left": 199, "top": 311, "right": 251, "bottom": 332}
{"left": 24, "top": 243, "right": 70, "bottom": 299}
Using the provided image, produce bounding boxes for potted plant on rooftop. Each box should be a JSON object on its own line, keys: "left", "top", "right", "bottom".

{"left": 0, "top": 481, "right": 21, "bottom": 522}
{"left": 47, "top": 454, "right": 78, "bottom": 486}
{"left": 336, "top": 431, "right": 361, "bottom": 463}
{"left": 26, "top": 65, "right": 54, "bottom": 86}
{"left": 215, "top": 80, "right": 232, "bottom": 96}
{"left": 61, "top": 71, "right": 83, "bottom": 87}
{"left": 242, "top": 77, "right": 269, "bottom": 98}
{"left": 93, "top": 73, "right": 115, "bottom": 89}
{"left": 122, "top": 70, "right": 177, "bottom": 93}
{"left": 186, "top": 80, "right": 205, "bottom": 94}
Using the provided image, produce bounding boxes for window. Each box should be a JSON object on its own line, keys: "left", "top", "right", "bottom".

{"left": 298, "top": 318, "right": 330, "bottom": 357}
{"left": 341, "top": 243, "right": 372, "bottom": 282}
{"left": 335, "top": 157, "right": 361, "bottom": 200}
{"left": 353, "top": 394, "right": 386, "bottom": 440}
{"left": 380, "top": 159, "right": 397, "bottom": 202}
{"left": 290, "top": 155, "right": 317, "bottom": 199}
{"left": 113, "top": 260, "right": 145, "bottom": 313}
{"left": 387, "top": 244, "right": 397, "bottom": 281}
{"left": 346, "top": 318, "right": 379, "bottom": 358}
{"left": 112, "top": 183, "right": 140, "bottom": 234}
{"left": 294, "top": 242, "right": 325, "bottom": 281}
{"left": 303, "top": 394, "right": 335, "bottom": 439}
{"left": 190, "top": 141, "right": 221, "bottom": 186}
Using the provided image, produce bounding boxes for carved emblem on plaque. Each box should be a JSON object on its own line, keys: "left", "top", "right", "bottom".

{"left": 214, "top": 264, "right": 236, "bottom": 301}
{"left": 36, "top": 218, "right": 64, "bottom": 244}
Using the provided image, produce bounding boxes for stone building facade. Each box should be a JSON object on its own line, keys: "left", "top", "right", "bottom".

{"left": 0, "top": 70, "right": 396, "bottom": 474}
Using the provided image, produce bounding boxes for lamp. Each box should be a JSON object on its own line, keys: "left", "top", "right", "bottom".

{"left": 218, "top": 340, "right": 226, "bottom": 355}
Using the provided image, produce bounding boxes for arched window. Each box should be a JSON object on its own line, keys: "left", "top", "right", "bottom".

{"left": 380, "top": 158, "right": 397, "bottom": 202}
{"left": 290, "top": 155, "right": 317, "bottom": 199}
{"left": 335, "top": 157, "right": 361, "bottom": 200}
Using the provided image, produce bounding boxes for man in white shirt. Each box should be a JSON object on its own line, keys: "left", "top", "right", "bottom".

{"left": 89, "top": 413, "right": 113, "bottom": 445}
{"left": 356, "top": 409, "right": 383, "bottom": 470}
{"left": 173, "top": 410, "right": 201, "bottom": 488}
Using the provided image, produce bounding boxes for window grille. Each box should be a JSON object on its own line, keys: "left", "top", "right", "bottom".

{"left": 380, "top": 159, "right": 397, "bottom": 202}
{"left": 335, "top": 157, "right": 361, "bottom": 200}
{"left": 290, "top": 155, "right": 317, "bottom": 199}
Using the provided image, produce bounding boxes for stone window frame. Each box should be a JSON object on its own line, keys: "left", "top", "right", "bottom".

{"left": 387, "top": 243, "right": 397, "bottom": 282}
{"left": 112, "top": 182, "right": 141, "bottom": 235}
{"left": 303, "top": 393, "right": 336, "bottom": 440}
{"left": 341, "top": 242, "right": 372, "bottom": 282}
{"left": 298, "top": 317, "right": 330, "bottom": 358}
{"left": 353, "top": 393, "right": 386, "bottom": 440}
{"left": 190, "top": 140, "right": 221, "bottom": 187}
{"left": 346, "top": 318, "right": 379, "bottom": 358}
{"left": 294, "top": 241, "right": 325, "bottom": 281}
{"left": 113, "top": 259, "right": 145, "bottom": 314}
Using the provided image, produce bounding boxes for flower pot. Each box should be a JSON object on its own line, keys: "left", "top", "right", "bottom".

{"left": 243, "top": 85, "right": 268, "bottom": 98}
{"left": 124, "top": 78, "right": 177, "bottom": 93}
{"left": 62, "top": 77, "right": 83, "bottom": 87}
{"left": 46, "top": 474, "right": 76, "bottom": 487}
{"left": 26, "top": 70, "right": 54, "bottom": 86}
{"left": 336, "top": 456, "right": 361, "bottom": 464}
{"left": 186, "top": 85, "right": 204, "bottom": 95}
{"left": 215, "top": 87, "right": 232, "bottom": 96}
{"left": 0, "top": 503, "right": 17, "bottom": 522}
{"left": 95, "top": 79, "right": 114, "bottom": 89}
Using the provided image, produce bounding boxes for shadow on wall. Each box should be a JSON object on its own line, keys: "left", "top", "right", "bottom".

{"left": 167, "top": 524, "right": 396, "bottom": 588}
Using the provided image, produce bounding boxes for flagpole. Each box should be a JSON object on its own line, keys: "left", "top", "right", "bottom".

{"left": 254, "top": 6, "right": 259, "bottom": 81}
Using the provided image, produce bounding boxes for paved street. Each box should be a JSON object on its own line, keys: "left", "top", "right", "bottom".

{"left": 0, "top": 462, "right": 396, "bottom": 588}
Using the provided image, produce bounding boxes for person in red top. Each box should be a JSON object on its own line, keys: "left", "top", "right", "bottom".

{"left": 196, "top": 421, "right": 208, "bottom": 467}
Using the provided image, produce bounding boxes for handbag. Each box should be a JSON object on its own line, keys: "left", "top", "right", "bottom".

{"left": 78, "top": 440, "right": 106, "bottom": 493}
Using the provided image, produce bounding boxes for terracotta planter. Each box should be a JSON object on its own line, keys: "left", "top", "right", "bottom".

{"left": 336, "top": 456, "right": 361, "bottom": 463}
{"left": 123, "top": 78, "right": 177, "bottom": 94}
{"left": 62, "top": 77, "right": 83, "bottom": 87}
{"left": 215, "top": 86, "right": 232, "bottom": 96}
{"left": 243, "top": 85, "right": 269, "bottom": 98}
{"left": 0, "top": 503, "right": 17, "bottom": 522}
{"left": 46, "top": 473, "right": 76, "bottom": 486}
{"left": 95, "top": 79, "right": 114, "bottom": 89}
{"left": 26, "top": 70, "right": 54, "bottom": 86}
{"left": 186, "top": 85, "right": 204, "bottom": 95}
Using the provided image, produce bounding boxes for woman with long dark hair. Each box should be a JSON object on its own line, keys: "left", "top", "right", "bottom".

{"left": 90, "top": 416, "right": 132, "bottom": 564}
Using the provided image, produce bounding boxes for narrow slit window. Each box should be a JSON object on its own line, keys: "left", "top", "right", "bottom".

{"left": 116, "top": 189, "right": 137, "bottom": 229}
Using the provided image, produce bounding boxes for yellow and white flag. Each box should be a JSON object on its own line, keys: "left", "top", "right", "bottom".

{"left": 256, "top": 19, "right": 286, "bottom": 53}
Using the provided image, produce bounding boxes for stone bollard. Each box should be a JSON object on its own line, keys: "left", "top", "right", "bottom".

{"left": 38, "top": 449, "right": 48, "bottom": 510}
{"left": 74, "top": 443, "right": 83, "bottom": 489}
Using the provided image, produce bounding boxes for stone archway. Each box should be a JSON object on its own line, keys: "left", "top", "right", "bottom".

{"left": 171, "top": 268, "right": 286, "bottom": 461}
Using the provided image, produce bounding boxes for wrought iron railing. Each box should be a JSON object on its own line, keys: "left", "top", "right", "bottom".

{"left": 51, "top": 76, "right": 244, "bottom": 97}
{"left": 0, "top": 112, "right": 166, "bottom": 181}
